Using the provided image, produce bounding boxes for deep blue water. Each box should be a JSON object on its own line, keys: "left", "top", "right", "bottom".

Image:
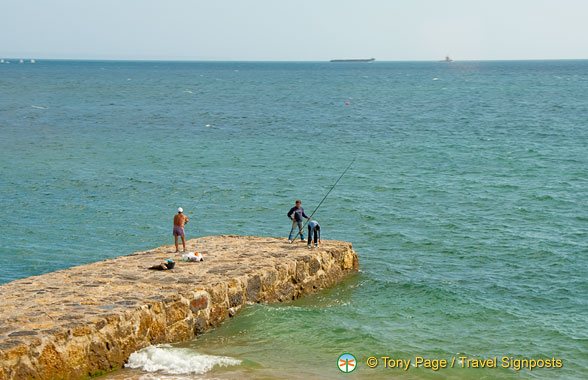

{"left": 1, "top": 60, "right": 587, "bottom": 379}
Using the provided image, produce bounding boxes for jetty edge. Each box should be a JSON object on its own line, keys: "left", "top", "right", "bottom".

{"left": 0, "top": 235, "right": 359, "bottom": 380}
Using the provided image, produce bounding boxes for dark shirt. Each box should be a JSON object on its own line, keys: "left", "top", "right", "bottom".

{"left": 287, "top": 206, "right": 308, "bottom": 222}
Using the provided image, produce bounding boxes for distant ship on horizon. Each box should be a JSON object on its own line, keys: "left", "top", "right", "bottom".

{"left": 330, "top": 58, "right": 375, "bottom": 63}
{"left": 440, "top": 56, "right": 454, "bottom": 62}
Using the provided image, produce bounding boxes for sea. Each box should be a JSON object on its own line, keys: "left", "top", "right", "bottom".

{"left": 0, "top": 60, "right": 586, "bottom": 379}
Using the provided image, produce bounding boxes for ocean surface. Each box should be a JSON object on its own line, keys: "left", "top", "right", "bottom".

{"left": 1, "top": 60, "right": 587, "bottom": 379}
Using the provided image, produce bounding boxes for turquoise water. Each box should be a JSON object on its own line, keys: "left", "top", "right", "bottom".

{"left": 1, "top": 60, "right": 587, "bottom": 379}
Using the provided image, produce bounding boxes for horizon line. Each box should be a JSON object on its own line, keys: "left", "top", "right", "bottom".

{"left": 1, "top": 57, "right": 587, "bottom": 63}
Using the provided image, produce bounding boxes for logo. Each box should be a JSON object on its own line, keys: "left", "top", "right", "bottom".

{"left": 338, "top": 353, "right": 357, "bottom": 373}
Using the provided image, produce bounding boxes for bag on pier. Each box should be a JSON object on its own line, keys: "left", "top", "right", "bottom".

{"left": 148, "top": 259, "right": 175, "bottom": 270}
{"left": 181, "top": 252, "right": 204, "bottom": 262}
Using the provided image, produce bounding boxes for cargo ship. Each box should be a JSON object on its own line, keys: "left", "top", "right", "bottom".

{"left": 330, "top": 58, "right": 375, "bottom": 63}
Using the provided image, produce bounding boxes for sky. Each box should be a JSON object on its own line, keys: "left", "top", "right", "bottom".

{"left": 1, "top": 0, "right": 587, "bottom": 61}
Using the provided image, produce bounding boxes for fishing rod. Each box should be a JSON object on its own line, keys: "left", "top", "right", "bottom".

{"left": 291, "top": 156, "right": 356, "bottom": 241}
{"left": 183, "top": 190, "right": 210, "bottom": 231}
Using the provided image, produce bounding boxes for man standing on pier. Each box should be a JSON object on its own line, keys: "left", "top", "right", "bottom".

{"left": 173, "top": 207, "right": 189, "bottom": 252}
{"left": 287, "top": 200, "right": 310, "bottom": 243}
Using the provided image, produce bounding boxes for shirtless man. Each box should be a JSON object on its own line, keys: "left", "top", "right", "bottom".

{"left": 173, "top": 207, "right": 189, "bottom": 252}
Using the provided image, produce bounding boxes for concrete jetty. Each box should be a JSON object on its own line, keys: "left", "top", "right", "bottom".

{"left": 0, "top": 235, "right": 359, "bottom": 380}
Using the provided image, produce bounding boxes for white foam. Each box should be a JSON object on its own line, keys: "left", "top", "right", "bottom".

{"left": 125, "top": 345, "right": 241, "bottom": 375}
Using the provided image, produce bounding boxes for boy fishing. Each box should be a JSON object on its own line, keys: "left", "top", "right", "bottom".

{"left": 307, "top": 220, "right": 321, "bottom": 248}
{"left": 287, "top": 200, "right": 311, "bottom": 243}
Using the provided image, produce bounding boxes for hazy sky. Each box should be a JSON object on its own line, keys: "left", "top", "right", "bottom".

{"left": 1, "top": 0, "right": 587, "bottom": 61}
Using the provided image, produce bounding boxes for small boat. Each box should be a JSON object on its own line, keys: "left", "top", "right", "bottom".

{"left": 19, "top": 59, "right": 24, "bottom": 64}
{"left": 440, "top": 56, "right": 454, "bottom": 62}
{"left": 0, "top": 59, "right": 4, "bottom": 64}
{"left": 30, "top": 59, "right": 36, "bottom": 63}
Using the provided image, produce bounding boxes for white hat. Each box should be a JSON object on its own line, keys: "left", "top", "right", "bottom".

{"left": 178, "top": 207, "right": 183, "bottom": 213}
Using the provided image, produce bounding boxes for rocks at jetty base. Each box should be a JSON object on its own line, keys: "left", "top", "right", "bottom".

{"left": 0, "top": 235, "right": 359, "bottom": 380}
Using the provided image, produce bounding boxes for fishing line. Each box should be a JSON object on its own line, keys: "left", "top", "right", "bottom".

{"left": 291, "top": 156, "right": 356, "bottom": 241}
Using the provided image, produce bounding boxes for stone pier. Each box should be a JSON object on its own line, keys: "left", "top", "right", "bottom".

{"left": 0, "top": 235, "right": 359, "bottom": 380}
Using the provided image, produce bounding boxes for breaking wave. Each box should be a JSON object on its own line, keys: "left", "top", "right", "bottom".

{"left": 125, "top": 344, "right": 241, "bottom": 375}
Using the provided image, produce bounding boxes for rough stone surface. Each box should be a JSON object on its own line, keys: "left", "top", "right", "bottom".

{"left": 0, "top": 235, "right": 359, "bottom": 380}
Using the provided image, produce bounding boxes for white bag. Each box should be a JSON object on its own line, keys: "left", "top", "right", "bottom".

{"left": 182, "top": 252, "right": 203, "bottom": 262}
